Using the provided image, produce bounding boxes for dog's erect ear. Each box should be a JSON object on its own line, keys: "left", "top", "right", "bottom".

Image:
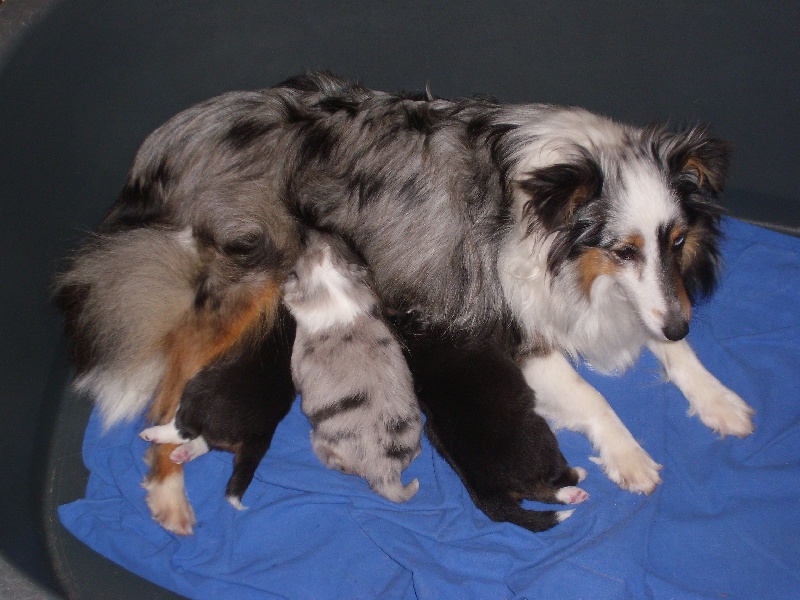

{"left": 663, "top": 126, "right": 732, "bottom": 195}
{"left": 518, "top": 155, "right": 603, "bottom": 233}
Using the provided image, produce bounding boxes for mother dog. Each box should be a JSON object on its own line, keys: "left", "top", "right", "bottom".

{"left": 57, "top": 71, "right": 753, "bottom": 533}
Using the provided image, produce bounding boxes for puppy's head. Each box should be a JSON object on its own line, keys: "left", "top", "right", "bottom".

{"left": 518, "top": 125, "right": 730, "bottom": 342}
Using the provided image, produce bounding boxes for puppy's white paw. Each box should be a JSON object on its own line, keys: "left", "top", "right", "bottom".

{"left": 139, "top": 421, "right": 185, "bottom": 445}
{"left": 690, "top": 386, "right": 755, "bottom": 438}
{"left": 142, "top": 473, "right": 196, "bottom": 535}
{"left": 572, "top": 466, "right": 588, "bottom": 483}
{"left": 591, "top": 444, "right": 662, "bottom": 495}
{"left": 169, "top": 437, "right": 210, "bottom": 464}
{"left": 555, "top": 486, "right": 589, "bottom": 505}
{"left": 227, "top": 495, "right": 248, "bottom": 511}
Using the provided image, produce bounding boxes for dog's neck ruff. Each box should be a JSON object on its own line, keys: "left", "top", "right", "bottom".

{"left": 499, "top": 227, "right": 649, "bottom": 373}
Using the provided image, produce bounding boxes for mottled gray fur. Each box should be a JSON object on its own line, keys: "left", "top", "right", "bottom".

{"left": 284, "top": 231, "right": 422, "bottom": 503}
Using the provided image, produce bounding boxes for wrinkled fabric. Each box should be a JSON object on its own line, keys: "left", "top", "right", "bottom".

{"left": 60, "top": 218, "right": 800, "bottom": 599}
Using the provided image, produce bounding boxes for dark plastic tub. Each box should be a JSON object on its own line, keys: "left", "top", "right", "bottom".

{"left": 1, "top": 1, "right": 798, "bottom": 597}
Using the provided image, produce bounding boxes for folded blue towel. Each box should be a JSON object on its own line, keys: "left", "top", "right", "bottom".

{"left": 60, "top": 218, "right": 800, "bottom": 599}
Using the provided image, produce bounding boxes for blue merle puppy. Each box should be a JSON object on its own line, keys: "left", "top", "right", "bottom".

{"left": 283, "top": 230, "right": 422, "bottom": 503}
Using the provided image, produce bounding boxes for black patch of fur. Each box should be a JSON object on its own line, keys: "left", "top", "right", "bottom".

{"left": 350, "top": 171, "right": 387, "bottom": 210}
{"left": 385, "top": 417, "right": 415, "bottom": 435}
{"left": 99, "top": 162, "right": 171, "bottom": 233}
{"left": 519, "top": 154, "right": 604, "bottom": 234}
{"left": 402, "top": 330, "right": 579, "bottom": 532}
{"left": 225, "top": 118, "right": 277, "bottom": 150}
{"left": 315, "top": 96, "right": 360, "bottom": 117}
{"left": 403, "top": 103, "right": 438, "bottom": 135}
{"left": 385, "top": 443, "right": 416, "bottom": 461}
{"left": 295, "top": 120, "right": 338, "bottom": 166}
{"left": 307, "top": 392, "right": 370, "bottom": 427}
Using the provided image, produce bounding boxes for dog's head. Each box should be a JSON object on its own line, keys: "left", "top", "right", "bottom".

{"left": 518, "top": 125, "right": 730, "bottom": 341}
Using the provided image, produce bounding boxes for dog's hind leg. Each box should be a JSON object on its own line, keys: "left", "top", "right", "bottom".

{"left": 143, "top": 277, "right": 284, "bottom": 532}
{"left": 142, "top": 443, "right": 195, "bottom": 535}
{"left": 648, "top": 339, "right": 754, "bottom": 437}
{"left": 522, "top": 351, "right": 663, "bottom": 495}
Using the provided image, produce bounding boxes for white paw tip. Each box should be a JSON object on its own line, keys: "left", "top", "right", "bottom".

{"left": 556, "top": 509, "right": 574, "bottom": 523}
{"left": 227, "top": 496, "right": 248, "bottom": 511}
{"left": 573, "top": 466, "right": 588, "bottom": 482}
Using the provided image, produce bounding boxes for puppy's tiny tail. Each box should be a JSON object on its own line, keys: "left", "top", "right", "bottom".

{"left": 373, "top": 477, "right": 419, "bottom": 503}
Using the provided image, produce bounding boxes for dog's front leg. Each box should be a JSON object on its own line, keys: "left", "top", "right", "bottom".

{"left": 522, "top": 351, "right": 662, "bottom": 494}
{"left": 647, "top": 339, "right": 754, "bottom": 437}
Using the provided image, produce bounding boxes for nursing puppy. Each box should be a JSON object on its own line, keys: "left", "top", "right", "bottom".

{"left": 284, "top": 231, "right": 422, "bottom": 503}
{"left": 401, "top": 322, "right": 589, "bottom": 531}
{"left": 139, "top": 307, "right": 295, "bottom": 532}
{"left": 56, "top": 71, "right": 753, "bottom": 532}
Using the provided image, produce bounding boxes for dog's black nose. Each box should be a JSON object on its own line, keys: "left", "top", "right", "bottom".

{"left": 662, "top": 319, "right": 689, "bottom": 341}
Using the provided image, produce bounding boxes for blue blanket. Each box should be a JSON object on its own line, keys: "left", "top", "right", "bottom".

{"left": 59, "top": 218, "right": 800, "bottom": 599}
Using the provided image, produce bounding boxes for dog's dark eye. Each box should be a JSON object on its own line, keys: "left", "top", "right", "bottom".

{"left": 613, "top": 246, "right": 638, "bottom": 261}
{"left": 672, "top": 235, "right": 686, "bottom": 250}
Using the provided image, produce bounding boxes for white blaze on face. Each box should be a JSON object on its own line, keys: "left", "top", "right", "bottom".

{"left": 612, "top": 161, "right": 681, "bottom": 340}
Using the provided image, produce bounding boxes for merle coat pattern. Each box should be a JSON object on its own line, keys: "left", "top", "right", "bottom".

{"left": 284, "top": 230, "right": 422, "bottom": 503}
{"left": 56, "top": 71, "right": 752, "bottom": 533}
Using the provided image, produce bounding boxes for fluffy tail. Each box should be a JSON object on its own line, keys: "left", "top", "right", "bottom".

{"left": 371, "top": 477, "right": 420, "bottom": 503}
{"left": 55, "top": 229, "right": 200, "bottom": 428}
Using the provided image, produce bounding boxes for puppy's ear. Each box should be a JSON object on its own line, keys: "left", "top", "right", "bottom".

{"left": 664, "top": 126, "right": 732, "bottom": 195}
{"left": 518, "top": 155, "right": 603, "bottom": 233}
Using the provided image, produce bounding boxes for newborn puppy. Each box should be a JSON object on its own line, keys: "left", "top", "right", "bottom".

{"left": 283, "top": 230, "right": 422, "bottom": 503}
{"left": 400, "top": 325, "right": 589, "bottom": 531}
{"left": 140, "top": 307, "right": 296, "bottom": 510}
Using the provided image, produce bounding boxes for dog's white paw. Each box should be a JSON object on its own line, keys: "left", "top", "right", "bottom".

{"left": 591, "top": 444, "right": 662, "bottom": 495}
{"left": 689, "top": 386, "right": 755, "bottom": 438}
{"left": 555, "top": 486, "right": 589, "bottom": 505}
{"left": 142, "top": 473, "right": 196, "bottom": 535}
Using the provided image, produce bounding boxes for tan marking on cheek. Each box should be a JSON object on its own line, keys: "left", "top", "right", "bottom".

{"left": 578, "top": 248, "right": 619, "bottom": 297}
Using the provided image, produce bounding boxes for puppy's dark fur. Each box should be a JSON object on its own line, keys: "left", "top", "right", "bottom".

{"left": 402, "top": 327, "right": 584, "bottom": 532}
{"left": 174, "top": 307, "right": 296, "bottom": 506}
